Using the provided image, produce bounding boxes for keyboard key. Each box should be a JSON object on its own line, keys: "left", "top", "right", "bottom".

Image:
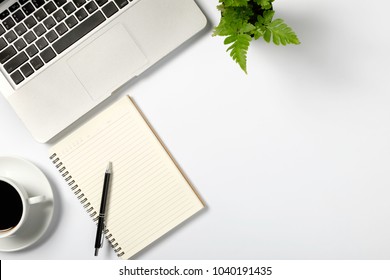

{"left": 4, "top": 30, "right": 17, "bottom": 43}
{"left": 32, "top": 0, "right": 45, "bottom": 8}
{"left": 19, "top": 0, "right": 30, "bottom": 5}
{"left": 0, "top": 24, "right": 5, "bottom": 36}
{"left": 54, "top": 0, "right": 66, "bottom": 7}
{"left": 102, "top": 2, "right": 118, "bottom": 18}
{"left": 20, "top": 62, "right": 34, "bottom": 77}
{"left": 4, "top": 51, "right": 28, "bottom": 73}
{"left": 95, "top": 0, "right": 107, "bottom": 7}
{"left": 45, "top": 29, "right": 58, "bottom": 42}
{"left": 73, "top": 0, "right": 85, "bottom": 8}
{"left": 14, "top": 38, "right": 27, "bottom": 51}
{"left": 75, "top": 8, "right": 87, "bottom": 21}
{"left": 22, "top": 3, "right": 35, "bottom": 15}
{"left": 44, "top": 1, "right": 57, "bottom": 14}
{"left": 65, "top": 15, "right": 77, "bottom": 28}
{"left": 34, "top": 8, "right": 47, "bottom": 21}
{"left": 55, "top": 22, "right": 67, "bottom": 35}
{"left": 33, "top": 23, "right": 46, "bottom": 37}
{"left": 85, "top": 1, "right": 97, "bottom": 14}
{"left": 33, "top": 23, "right": 46, "bottom": 36}
{"left": 53, "top": 11, "right": 105, "bottom": 54}
{"left": 40, "top": 46, "right": 55, "bottom": 62}
{"left": 26, "top": 44, "right": 38, "bottom": 57}
{"left": 15, "top": 23, "right": 27, "bottom": 36}
{"left": 0, "top": 11, "right": 10, "bottom": 21}
{"left": 10, "top": 70, "right": 24, "bottom": 84}
{"left": 0, "top": 45, "right": 17, "bottom": 63}
{"left": 53, "top": 9, "right": 65, "bottom": 22}
{"left": 24, "top": 15, "right": 37, "bottom": 28}
{"left": 43, "top": 16, "right": 56, "bottom": 29}
{"left": 114, "top": 0, "right": 128, "bottom": 9}
{"left": 63, "top": 2, "right": 76, "bottom": 15}
{"left": 12, "top": 10, "right": 25, "bottom": 23}
{"left": 24, "top": 31, "right": 37, "bottom": 43}
{"left": 0, "top": 37, "right": 7, "bottom": 50}
{"left": 30, "top": 55, "right": 43, "bottom": 69}
{"left": 9, "top": 3, "right": 21, "bottom": 13}
{"left": 36, "top": 37, "right": 48, "bottom": 49}
{"left": 3, "top": 17, "right": 16, "bottom": 29}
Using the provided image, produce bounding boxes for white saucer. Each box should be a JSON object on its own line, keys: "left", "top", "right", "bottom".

{"left": 0, "top": 156, "right": 54, "bottom": 252}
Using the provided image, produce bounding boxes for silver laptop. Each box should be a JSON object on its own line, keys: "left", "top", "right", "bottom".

{"left": 0, "top": 0, "right": 206, "bottom": 142}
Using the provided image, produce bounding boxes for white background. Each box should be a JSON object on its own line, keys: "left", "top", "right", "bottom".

{"left": 1, "top": 0, "right": 390, "bottom": 259}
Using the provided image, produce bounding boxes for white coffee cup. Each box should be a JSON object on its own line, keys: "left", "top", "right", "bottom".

{"left": 0, "top": 176, "right": 46, "bottom": 239}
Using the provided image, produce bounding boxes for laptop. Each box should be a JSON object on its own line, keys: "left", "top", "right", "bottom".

{"left": 0, "top": 0, "right": 206, "bottom": 142}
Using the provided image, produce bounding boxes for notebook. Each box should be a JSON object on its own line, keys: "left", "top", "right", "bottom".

{"left": 49, "top": 95, "right": 204, "bottom": 259}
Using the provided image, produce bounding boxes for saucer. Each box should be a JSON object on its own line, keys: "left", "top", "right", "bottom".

{"left": 0, "top": 156, "right": 54, "bottom": 252}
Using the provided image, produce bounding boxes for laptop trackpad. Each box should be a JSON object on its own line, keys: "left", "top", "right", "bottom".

{"left": 68, "top": 24, "right": 148, "bottom": 100}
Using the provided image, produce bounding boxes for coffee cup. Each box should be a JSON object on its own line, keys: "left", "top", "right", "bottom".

{"left": 0, "top": 176, "right": 46, "bottom": 238}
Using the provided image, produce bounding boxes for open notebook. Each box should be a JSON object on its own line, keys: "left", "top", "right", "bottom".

{"left": 49, "top": 96, "right": 204, "bottom": 259}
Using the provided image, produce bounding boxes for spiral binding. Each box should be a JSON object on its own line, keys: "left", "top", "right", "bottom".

{"left": 50, "top": 153, "right": 124, "bottom": 258}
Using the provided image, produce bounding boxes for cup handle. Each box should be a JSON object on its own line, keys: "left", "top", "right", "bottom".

{"left": 28, "top": 195, "right": 46, "bottom": 205}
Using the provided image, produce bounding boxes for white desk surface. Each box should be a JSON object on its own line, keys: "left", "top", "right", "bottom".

{"left": 1, "top": 0, "right": 390, "bottom": 260}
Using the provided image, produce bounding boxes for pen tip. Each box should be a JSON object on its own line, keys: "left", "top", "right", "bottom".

{"left": 95, "top": 248, "right": 99, "bottom": 256}
{"left": 106, "top": 162, "right": 112, "bottom": 173}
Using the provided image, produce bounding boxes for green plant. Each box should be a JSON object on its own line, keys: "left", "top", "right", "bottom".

{"left": 213, "top": 0, "right": 300, "bottom": 73}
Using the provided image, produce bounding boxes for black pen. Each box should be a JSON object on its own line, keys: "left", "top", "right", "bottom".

{"left": 94, "top": 162, "right": 112, "bottom": 256}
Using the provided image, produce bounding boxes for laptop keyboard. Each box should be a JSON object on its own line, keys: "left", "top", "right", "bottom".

{"left": 0, "top": 0, "right": 133, "bottom": 85}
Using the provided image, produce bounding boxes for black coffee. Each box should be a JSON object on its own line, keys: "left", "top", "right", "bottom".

{"left": 0, "top": 180, "right": 23, "bottom": 231}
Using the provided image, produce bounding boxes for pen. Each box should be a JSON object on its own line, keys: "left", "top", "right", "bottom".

{"left": 94, "top": 162, "right": 112, "bottom": 256}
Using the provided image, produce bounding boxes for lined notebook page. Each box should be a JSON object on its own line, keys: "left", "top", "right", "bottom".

{"left": 49, "top": 96, "right": 203, "bottom": 259}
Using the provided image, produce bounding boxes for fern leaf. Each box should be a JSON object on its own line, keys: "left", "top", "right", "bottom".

{"left": 254, "top": 0, "right": 273, "bottom": 9}
{"left": 224, "top": 34, "right": 252, "bottom": 73}
{"left": 222, "top": 0, "right": 248, "bottom": 7}
{"left": 264, "top": 18, "right": 300, "bottom": 45}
